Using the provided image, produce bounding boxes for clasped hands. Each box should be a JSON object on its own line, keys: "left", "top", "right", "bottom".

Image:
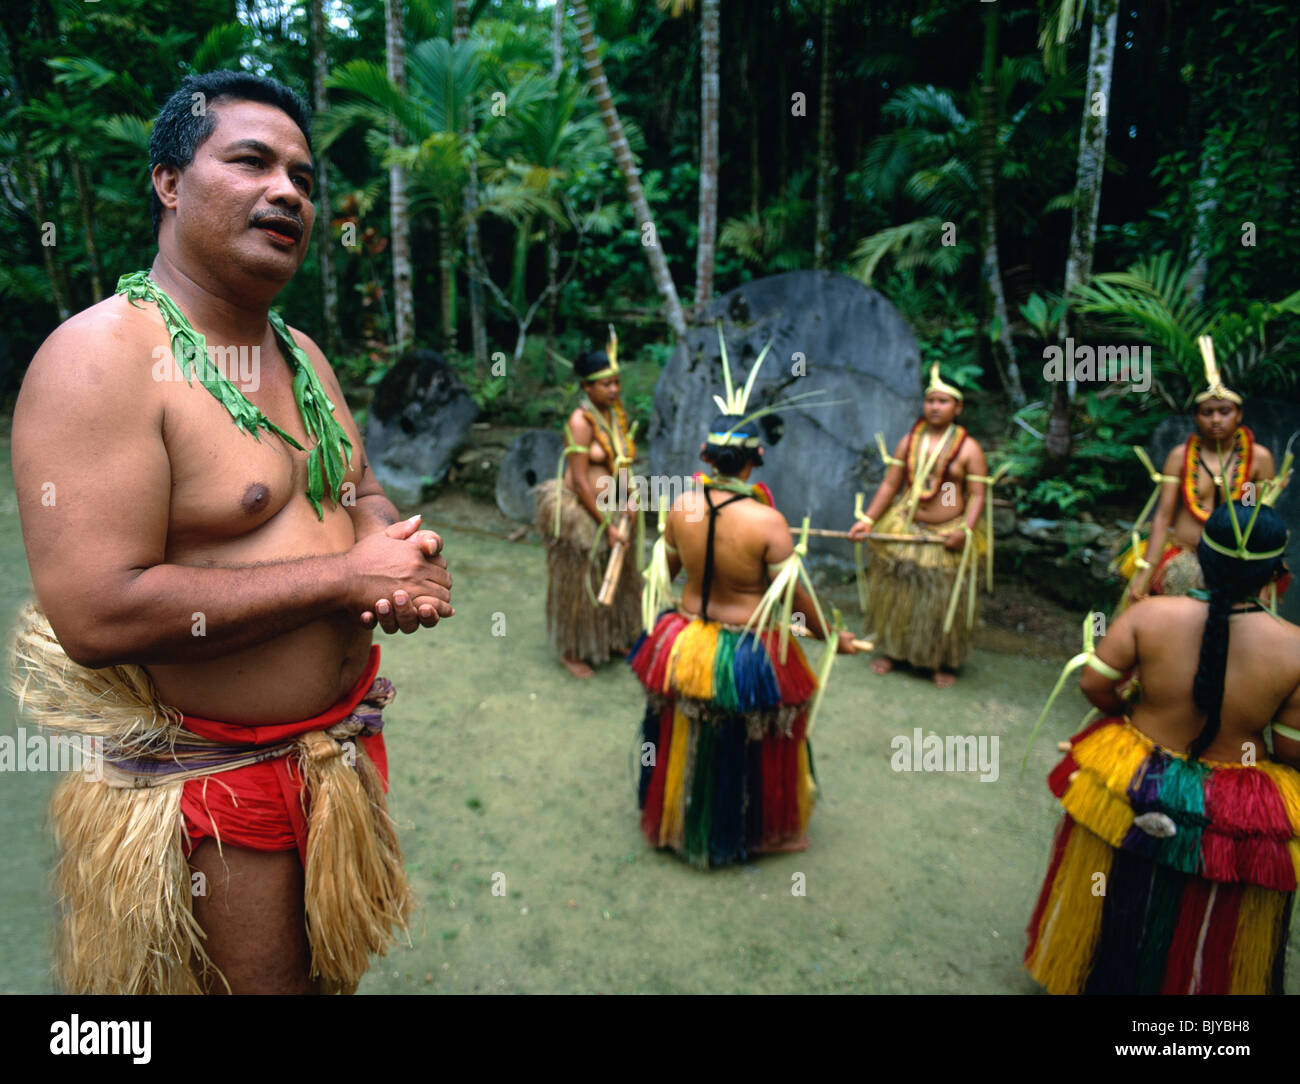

{"left": 357, "top": 513, "right": 455, "bottom": 634}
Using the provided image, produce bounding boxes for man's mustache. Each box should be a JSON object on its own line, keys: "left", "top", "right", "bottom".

{"left": 250, "top": 211, "right": 305, "bottom": 237}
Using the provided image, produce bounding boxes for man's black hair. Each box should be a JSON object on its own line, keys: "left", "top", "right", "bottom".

{"left": 149, "top": 70, "right": 312, "bottom": 238}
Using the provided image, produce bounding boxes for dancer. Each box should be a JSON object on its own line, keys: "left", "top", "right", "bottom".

{"left": 630, "top": 334, "right": 857, "bottom": 867}
{"left": 1118, "top": 338, "right": 1279, "bottom": 606}
{"left": 10, "top": 70, "right": 453, "bottom": 994}
{"left": 1026, "top": 501, "right": 1300, "bottom": 994}
{"left": 535, "top": 329, "right": 642, "bottom": 678}
{"left": 848, "top": 365, "right": 990, "bottom": 687}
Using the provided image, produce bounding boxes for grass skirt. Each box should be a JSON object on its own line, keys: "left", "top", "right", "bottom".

{"left": 864, "top": 502, "right": 986, "bottom": 670}
{"left": 628, "top": 610, "right": 818, "bottom": 867}
{"left": 534, "top": 478, "right": 642, "bottom": 665}
{"left": 1025, "top": 715, "right": 1300, "bottom": 994}
{"left": 8, "top": 602, "right": 411, "bottom": 994}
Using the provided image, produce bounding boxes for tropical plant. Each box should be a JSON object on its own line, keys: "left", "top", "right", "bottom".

{"left": 1070, "top": 252, "right": 1300, "bottom": 408}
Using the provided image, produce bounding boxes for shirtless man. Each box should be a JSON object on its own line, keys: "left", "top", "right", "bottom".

{"left": 629, "top": 414, "right": 855, "bottom": 867}
{"left": 1127, "top": 395, "right": 1275, "bottom": 604}
{"left": 849, "top": 367, "right": 988, "bottom": 686}
{"left": 11, "top": 71, "right": 452, "bottom": 993}
{"left": 1026, "top": 502, "right": 1300, "bottom": 994}
{"left": 535, "top": 343, "right": 641, "bottom": 678}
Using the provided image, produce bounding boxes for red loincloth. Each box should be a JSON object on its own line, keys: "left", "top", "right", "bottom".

{"left": 178, "top": 646, "right": 391, "bottom": 863}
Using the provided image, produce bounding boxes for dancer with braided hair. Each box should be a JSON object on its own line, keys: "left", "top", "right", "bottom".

{"left": 1026, "top": 501, "right": 1300, "bottom": 994}
{"left": 630, "top": 336, "right": 857, "bottom": 868}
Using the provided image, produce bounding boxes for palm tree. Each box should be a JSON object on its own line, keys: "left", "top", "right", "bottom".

{"left": 977, "top": 2, "right": 1026, "bottom": 405}
{"left": 813, "top": 0, "right": 834, "bottom": 269}
{"left": 309, "top": 0, "right": 339, "bottom": 355}
{"left": 1041, "top": 0, "right": 1120, "bottom": 455}
{"left": 1071, "top": 253, "right": 1300, "bottom": 408}
{"left": 454, "top": 0, "right": 487, "bottom": 364}
{"left": 850, "top": 65, "right": 1072, "bottom": 403}
{"left": 474, "top": 69, "right": 613, "bottom": 370}
{"left": 322, "top": 39, "right": 558, "bottom": 351}
{"left": 571, "top": 0, "right": 688, "bottom": 340}
{"left": 384, "top": 0, "right": 414, "bottom": 347}
{"left": 547, "top": 0, "right": 566, "bottom": 352}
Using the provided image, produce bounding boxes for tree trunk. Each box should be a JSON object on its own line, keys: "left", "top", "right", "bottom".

{"left": 384, "top": 0, "right": 414, "bottom": 347}
{"left": 70, "top": 157, "right": 103, "bottom": 303}
{"left": 439, "top": 207, "right": 455, "bottom": 349}
{"left": 1056, "top": 0, "right": 1120, "bottom": 406}
{"left": 1045, "top": 381, "right": 1072, "bottom": 459}
{"left": 545, "top": 0, "right": 564, "bottom": 374}
{"left": 21, "top": 149, "right": 70, "bottom": 321}
{"left": 777, "top": 3, "right": 788, "bottom": 200}
{"left": 746, "top": 11, "right": 759, "bottom": 216}
{"left": 694, "top": 0, "right": 720, "bottom": 313}
{"left": 310, "top": 0, "right": 339, "bottom": 355}
{"left": 454, "top": 1, "right": 485, "bottom": 362}
{"left": 552, "top": 0, "right": 564, "bottom": 76}
{"left": 977, "top": 2, "right": 1026, "bottom": 407}
{"left": 1185, "top": 133, "right": 1220, "bottom": 307}
{"left": 572, "top": 0, "right": 688, "bottom": 340}
{"left": 813, "top": 0, "right": 833, "bottom": 268}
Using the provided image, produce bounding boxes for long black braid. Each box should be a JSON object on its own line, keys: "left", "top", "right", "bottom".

{"left": 1190, "top": 502, "right": 1288, "bottom": 759}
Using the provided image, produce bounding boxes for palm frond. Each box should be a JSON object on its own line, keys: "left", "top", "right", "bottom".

{"left": 191, "top": 22, "right": 248, "bottom": 73}
{"left": 850, "top": 216, "right": 946, "bottom": 284}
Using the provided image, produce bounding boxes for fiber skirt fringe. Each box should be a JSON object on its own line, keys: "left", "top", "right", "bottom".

{"left": 628, "top": 610, "right": 818, "bottom": 867}
{"left": 534, "top": 478, "right": 642, "bottom": 665}
{"left": 864, "top": 503, "right": 986, "bottom": 670}
{"left": 1025, "top": 716, "right": 1300, "bottom": 994}
{"left": 8, "top": 602, "right": 412, "bottom": 995}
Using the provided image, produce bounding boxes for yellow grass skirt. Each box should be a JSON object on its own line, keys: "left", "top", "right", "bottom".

{"left": 8, "top": 602, "right": 411, "bottom": 994}
{"left": 864, "top": 503, "right": 986, "bottom": 670}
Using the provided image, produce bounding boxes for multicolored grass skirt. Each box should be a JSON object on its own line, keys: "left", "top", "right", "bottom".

{"left": 628, "top": 610, "right": 818, "bottom": 868}
{"left": 1025, "top": 716, "right": 1300, "bottom": 994}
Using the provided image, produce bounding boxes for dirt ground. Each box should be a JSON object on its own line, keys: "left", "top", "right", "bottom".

{"left": 1, "top": 447, "right": 1295, "bottom": 994}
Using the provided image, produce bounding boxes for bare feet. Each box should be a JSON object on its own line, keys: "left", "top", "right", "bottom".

{"left": 561, "top": 657, "right": 594, "bottom": 679}
{"left": 932, "top": 669, "right": 957, "bottom": 688}
{"left": 870, "top": 656, "right": 895, "bottom": 676}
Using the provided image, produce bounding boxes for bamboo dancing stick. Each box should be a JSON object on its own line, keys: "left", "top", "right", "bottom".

{"left": 785, "top": 523, "right": 947, "bottom": 543}
{"left": 789, "top": 623, "right": 874, "bottom": 652}
{"left": 597, "top": 512, "right": 631, "bottom": 605}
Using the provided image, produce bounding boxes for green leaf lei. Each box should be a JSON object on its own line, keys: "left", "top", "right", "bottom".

{"left": 116, "top": 271, "right": 354, "bottom": 519}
